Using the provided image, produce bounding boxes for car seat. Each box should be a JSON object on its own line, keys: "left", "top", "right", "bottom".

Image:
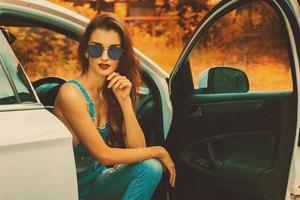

{"left": 32, "top": 76, "right": 66, "bottom": 111}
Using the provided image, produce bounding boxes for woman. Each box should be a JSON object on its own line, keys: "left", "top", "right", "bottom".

{"left": 53, "top": 13, "right": 176, "bottom": 200}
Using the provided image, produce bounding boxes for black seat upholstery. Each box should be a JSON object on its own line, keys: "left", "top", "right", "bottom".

{"left": 32, "top": 77, "right": 66, "bottom": 111}
{"left": 136, "top": 93, "right": 157, "bottom": 146}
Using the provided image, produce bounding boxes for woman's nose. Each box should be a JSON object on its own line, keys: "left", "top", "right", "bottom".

{"left": 100, "top": 49, "right": 109, "bottom": 61}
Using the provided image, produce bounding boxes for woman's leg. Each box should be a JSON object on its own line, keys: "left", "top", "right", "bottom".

{"left": 89, "top": 159, "right": 163, "bottom": 200}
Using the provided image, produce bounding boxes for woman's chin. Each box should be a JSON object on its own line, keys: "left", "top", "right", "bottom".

{"left": 97, "top": 69, "right": 114, "bottom": 77}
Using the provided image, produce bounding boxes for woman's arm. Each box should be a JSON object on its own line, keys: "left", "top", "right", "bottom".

{"left": 107, "top": 72, "right": 146, "bottom": 148}
{"left": 120, "top": 98, "right": 146, "bottom": 148}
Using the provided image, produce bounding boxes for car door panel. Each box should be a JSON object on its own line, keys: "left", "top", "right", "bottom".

{"left": 180, "top": 92, "right": 292, "bottom": 138}
{"left": 167, "top": 1, "right": 298, "bottom": 199}
{"left": 168, "top": 85, "right": 296, "bottom": 199}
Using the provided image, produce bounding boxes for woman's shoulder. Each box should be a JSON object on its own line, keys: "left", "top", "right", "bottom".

{"left": 56, "top": 81, "right": 86, "bottom": 107}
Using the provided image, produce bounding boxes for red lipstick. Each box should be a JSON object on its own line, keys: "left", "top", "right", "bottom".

{"left": 98, "top": 63, "right": 110, "bottom": 70}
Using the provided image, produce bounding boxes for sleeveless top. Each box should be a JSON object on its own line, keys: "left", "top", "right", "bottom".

{"left": 66, "top": 80, "right": 109, "bottom": 193}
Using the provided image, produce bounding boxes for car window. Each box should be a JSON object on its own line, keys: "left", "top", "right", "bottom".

{"left": 0, "top": 61, "right": 18, "bottom": 105}
{"left": 9, "top": 63, "right": 37, "bottom": 103}
{"left": 5, "top": 26, "right": 80, "bottom": 81}
{"left": 0, "top": 32, "right": 37, "bottom": 104}
{"left": 188, "top": 1, "right": 292, "bottom": 93}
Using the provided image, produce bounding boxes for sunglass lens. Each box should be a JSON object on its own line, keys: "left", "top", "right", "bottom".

{"left": 108, "top": 47, "right": 124, "bottom": 60}
{"left": 87, "top": 44, "right": 103, "bottom": 58}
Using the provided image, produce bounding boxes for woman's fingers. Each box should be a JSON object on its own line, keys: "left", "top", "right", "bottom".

{"left": 158, "top": 147, "right": 176, "bottom": 187}
{"left": 113, "top": 79, "right": 131, "bottom": 91}
{"left": 107, "top": 72, "right": 119, "bottom": 81}
{"left": 107, "top": 72, "right": 132, "bottom": 91}
{"left": 168, "top": 166, "right": 174, "bottom": 187}
{"left": 168, "top": 166, "right": 173, "bottom": 186}
{"left": 115, "top": 79, "right": 131, "bottom": 90}
{"left": 169, "top": 164, "right": 176, "bottom": 187}
{"left": 163, "top": 158, "right": 176, "bottom": 187}
{"left": 121, "top": 81, "right": 132, "bottom": 89}
{"left": 108, "top": 75, "right": 124, "bottom": 88}
{"left": 172, "top": 166, "right": 176, "bottom": 187}
{"left": 113, "top": 79, "right": 126, "bottom": 89}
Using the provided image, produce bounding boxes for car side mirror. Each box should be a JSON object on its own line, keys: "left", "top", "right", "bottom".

{"left": 1, "top": 29, "right": 16, "bottom": 44}
{"left": 198, "top": 67, "right": 249, "bottom": 94}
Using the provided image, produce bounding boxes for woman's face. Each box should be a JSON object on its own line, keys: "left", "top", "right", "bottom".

{"left": 86, "top": 28, "right": 122, "bottom": 77}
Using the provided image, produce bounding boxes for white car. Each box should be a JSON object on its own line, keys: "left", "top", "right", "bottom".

{"left": 0, "top": 0, "right": 299, "bottom": 200}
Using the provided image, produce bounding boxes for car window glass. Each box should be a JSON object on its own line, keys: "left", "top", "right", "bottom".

{"left": 1, "top": 51, "right": 37, "bottom": 103}
{"left": 189, "top": 1, "right": 292, "bottom": 93}
{"left": 13, "top": 64, "right": 37, "bottom": 103}
{"left": 0, "top": 62, "right": 18, "bottom": 105}
{"left": 5, "top": 26, "right": 80, "bottom": 81}
{"left": 0, "top": 30, "right": 37, "bottom": 103}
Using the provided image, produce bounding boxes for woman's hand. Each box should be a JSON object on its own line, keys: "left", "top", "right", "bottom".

{"left": 107, "top": 72, "right": 132, "bottom": 105}
{"left": 158, "top": 146, "right": 176, "bottom": 188}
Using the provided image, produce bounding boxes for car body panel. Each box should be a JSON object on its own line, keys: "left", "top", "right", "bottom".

{"left": 0, "top": 0, "right": 87, "bottom": 38}
{"left": 0, "top": 109, "right": 77, "bottom": 200}
{"left": 0, "top": 11, "right": 78, "bottom": 199}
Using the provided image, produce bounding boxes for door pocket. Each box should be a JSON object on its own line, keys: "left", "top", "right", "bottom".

{"left": 180, "top": 131, "right": 274, "bottom": 184}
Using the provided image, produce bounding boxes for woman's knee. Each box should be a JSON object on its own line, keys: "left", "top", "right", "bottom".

{"left": 139, "top": 159, "right": 163, "bottom": 180}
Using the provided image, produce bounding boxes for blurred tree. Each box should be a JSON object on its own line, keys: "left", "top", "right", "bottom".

{"left": 50, "top": 0, "right": 97, "bottom": 18}
{"left": 6, "top": 0, "right": 97, "bottom": 80}
{"left": 95, "top": 0, "right": 103, "bottom": 14}
{"left": 175, "top": 0, "right": 210, "bottom": 41}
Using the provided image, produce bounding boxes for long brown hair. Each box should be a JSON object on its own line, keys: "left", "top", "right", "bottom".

{"left": 78, "top": 13, "right": 141, "bottom": 147}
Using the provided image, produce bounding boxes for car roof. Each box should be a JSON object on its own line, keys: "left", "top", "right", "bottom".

{"left": 0, "top": 0, "right": 89, "bottom": 27}
{"left": 0, "top": 0, "right": 89, "bottom": 40}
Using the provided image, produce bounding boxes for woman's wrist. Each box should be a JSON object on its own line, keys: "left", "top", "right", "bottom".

{"left": 119, "top": 97, "right": 132, "bottom": 108}
{"left": 155, "top": 146, "right": 165, "bottom": 159}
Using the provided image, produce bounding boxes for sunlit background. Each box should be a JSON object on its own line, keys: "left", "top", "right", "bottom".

{"left": 6, "top": 0, "right": 292, "bottom": 91}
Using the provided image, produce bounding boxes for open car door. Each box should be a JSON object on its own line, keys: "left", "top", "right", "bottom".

{"left": 167, "top": 0, "right": 300, "bottom": 200}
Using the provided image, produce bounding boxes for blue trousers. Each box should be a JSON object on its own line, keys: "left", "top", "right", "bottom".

{"left": 88, "top": 159, "right": 163, "bottom": 200}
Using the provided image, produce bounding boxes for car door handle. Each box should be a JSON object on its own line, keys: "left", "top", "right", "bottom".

{"left": 185, "top": 105, "right": 203, "bottom": 119}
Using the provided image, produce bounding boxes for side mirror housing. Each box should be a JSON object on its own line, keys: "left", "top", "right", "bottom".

{"left": 198, "top": 67, "right": 249, "bottom": 94}
{"left": 1, "top": 28, "right": 16, "bottom": 45}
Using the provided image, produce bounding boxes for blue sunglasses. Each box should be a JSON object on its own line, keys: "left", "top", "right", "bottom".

{"left": 87, "top": 44, "right": 124, "bottom": 60}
